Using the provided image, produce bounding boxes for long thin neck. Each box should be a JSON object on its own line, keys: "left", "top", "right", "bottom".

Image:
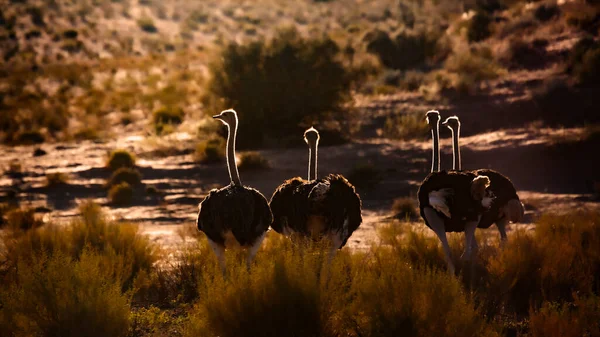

{"left": 431, "top": 122, "right": 440, "bottom": 173}
{"left": 226, "top": 121, "right": 242, "bottom": 186}
{"left": 308, "top": 141, "right": 318, "bottom": 180}
{"left": 451, "top": 125, "right": 461, "bottom": 171}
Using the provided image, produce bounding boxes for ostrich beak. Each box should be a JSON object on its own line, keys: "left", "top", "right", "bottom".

{"left": 212, "top": 115, "right": 220, "bottom": 119}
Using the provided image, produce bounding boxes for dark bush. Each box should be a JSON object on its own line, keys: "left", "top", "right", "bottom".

{"left": 25, "top": 29, "right": 41, "bottom": 39}
{"left": 203, "top": 29, "right": 354, "bottom": 148}
{"left": 392, "top": 197, "right": 418, "bottom": 220}
{"left": 535, "top": 3, "right": 560, "bottom": 22}
{"left": 108, "top": 182, "right": 134, "bottom": 206}
{"left": 195, "top": 137, "right": 225, "bottom": 164}
{"left": 505, "top": 38, "right": 547, "bottom": 69}
{"left": 468, "top": 11, "right": 492, "bottom": 43}
{"left": 138, "top": 17, "right": 158, "bottom": 33}
{"left": 364, "top": 29, "right": 440, "bottom": 70}
{"left": 46, "top": 172, "right": 69, "bottom": 187}
{"left": 26, "top": 6, "right": 44, "bottom": 26}
{"left": 14, "top": 130, "right": 45, "bottom": 145}
{"left": 572, "top": 43, "right": 600, "bottom": 86}
{"left": 107, "top": 149, "right": 136, "bottom": 171}
{"left": 238, "top": 152, "right": 269, "bottom": 171}
{"left": 62, "top": 29, "right": 78, "bottom": 39}
{"left": 347, "top": 163, "right": 382, "bottom": 189}
{"left": 153, "top": 107, "right": 184, "bottom": 125}
{"left": 3, "top": 207, "right": 44, "bottom": 231}
{"left": 107, "top": 167, "right": 142, "bottom": 187}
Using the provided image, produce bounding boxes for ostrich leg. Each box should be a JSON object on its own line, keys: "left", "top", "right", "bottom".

{"left": 424, "top": 207, "right": 455, "bottom": 274}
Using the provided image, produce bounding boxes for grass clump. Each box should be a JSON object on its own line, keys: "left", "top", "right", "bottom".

{"left": 153, "top": 107, "right": 184, "bottom": 135}
{"left": 0, "top": 251, "right": 131, "bottom": 337}
{"left": 107, "top": 149, "right": 136, "bottom": 171}
{"left": 391, "top": 196, "right": 418, "bottom": 220}
{"left": 203, "top": 28, "right": 354, "bottom": 148}
{"left": 107, "top": 167, "right": 142, "bottom": 187}
{"left": 1, "top": 207, "right": 44, "bottom": 232}
{"left": 238, "top": 152, "right": 269, "bottom": 171}
{"left": 46, "top": 172, "right": 69, "bottom": 187}
{"left": 108, "top": 182, "right": 134, "bottom": 206}
{"left": 138, "top": 17, "right": 158, "bottom": 33}
{"left": 383, "top": 112, "right": 430, "bottom": 140}
{"left": 195, "top": 137, "right": 225, "bottom": 164}
{"left": 529, "top": 296, "right": 600, "bottom": 337}
{"left": 487, "top": 211, "right": 600, "bottom": 316}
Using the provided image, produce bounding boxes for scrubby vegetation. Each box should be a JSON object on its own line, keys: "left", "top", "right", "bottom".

{"left": 238, "top": 151, "right": 270, "bottom": 171}
{"left": 108, "top": 182, "right": 134, "bottom": 206}
{"left": 45, "top": 172, "right": 69, "bottom": 187}
{"left": 203, "top": 29, "right": 355, "bottom": 148}
{"left": 195, "top": 137, "right": 225, "bottom": 164}
{"left": 1, "top": 201, "right": 599, "bottom": 336}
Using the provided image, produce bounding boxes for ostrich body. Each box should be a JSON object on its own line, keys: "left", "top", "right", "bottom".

{"left": 417, "top": 111, "right": 494, "bottom": 274}
{"left": 442, "top": 116, "right": 524, "bottom": 241}
{"left": 269, "top": 127, "right": 362, "bottom": 251}
{"left": 196, "top": 109, "right": 272, "bottom": 271}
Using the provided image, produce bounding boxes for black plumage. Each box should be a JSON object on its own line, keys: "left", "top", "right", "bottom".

{"left": 473, "top": 169, "right": 522, "bottom": 229}
{"left": 197, "top": 184, "right": 272, "bottom": 247}
{"left": 417, "top": 170, "right": 489, "bottom": 232}
{"left": 269, "top": 127, "right": 363, "bottom": 249}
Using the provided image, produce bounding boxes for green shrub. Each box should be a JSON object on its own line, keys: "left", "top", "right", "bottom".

{"left": 346, "top": 162, "right": 382, "bottom": 189}
{"left": 195, "top": 137, "right": 225, "bottom": 164}
{"left": 0, "top": 251, "right": 130, "bottom": 337}
{"left": 383, "top": 112, "right": 430, "bottom": 140}
{"left": 138, "top": 17, "right": 158, "bottom": 33}
{"left": 467, "top": 11, "right": 492, "bottom": 43}
{"left": 203, "top": 29, "right": 354, "bottom": 148}
{"left": 238, "top": 152, "right": 269, "bottom": 171}
{"left": 107, "top": 167, "right": 142, "bottom": 187}
{"left": 107, "top": 149, "right": 136, "bottom": 171}
{"left": 109, "top": 182, "right": 134, "bottom": 206}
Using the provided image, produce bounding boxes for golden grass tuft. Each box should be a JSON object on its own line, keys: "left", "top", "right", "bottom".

{"left": 238, "top": 151, "right": 270, "bottom": 171}
{"left": 106, "top": 149, "right": 136, "bottom": 171}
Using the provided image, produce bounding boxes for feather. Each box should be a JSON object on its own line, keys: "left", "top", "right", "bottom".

{"left": 429, "top": 188, "right": 453, "bottom": 218}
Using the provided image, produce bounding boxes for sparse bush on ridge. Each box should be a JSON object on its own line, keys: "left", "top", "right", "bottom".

{"left": 383, "top": 112, "right": 430, "bottom": 140}
{"left": 203, "top": 28, "right": 354, "bottom": 148}
{"left": 46, "top": 172, "right": 69, "bottom": 187}
{"left": 364, "top": 28, "right": 442, "bottom": 70}
{"left": 138, "top": 17, "right": 158, "bottom": 33}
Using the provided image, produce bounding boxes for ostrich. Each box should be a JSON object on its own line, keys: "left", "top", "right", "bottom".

{"left": 417, "top": 111, "right": 494, "bottom": 274}
{"left": 196, "top": 109, "right": 272, "bottom": 273}
{"left": 269, "top": 127, "right": 362, "bottom": 256}
{"left": 442, "top": 116, "right": 525, "bottom": 242}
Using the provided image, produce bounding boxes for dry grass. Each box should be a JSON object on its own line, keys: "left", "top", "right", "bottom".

{"left": 238, "top": 152, "right": 270, "bottom": 171}
{"left": 45, "top": 172, "right": 69, "bottom": 187}
{"left": 107, "top": 149, "right": 136, "bottom": 171}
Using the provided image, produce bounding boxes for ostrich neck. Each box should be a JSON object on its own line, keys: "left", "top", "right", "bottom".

{"left": 226, "top": 121, "right": 242, "bottom": 186}
{"left": 451, "top": 126, "right": 461, "bottom": 171}
{"left": 431, "top": 122, "right": 440, "bottom": 173}
{"left": 308, "top": 141, "right": 318, "bottom": 181}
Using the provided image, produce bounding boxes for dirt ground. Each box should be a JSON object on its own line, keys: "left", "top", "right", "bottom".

{"left": 1, "top": 108, "right": 598, "bottom": 254}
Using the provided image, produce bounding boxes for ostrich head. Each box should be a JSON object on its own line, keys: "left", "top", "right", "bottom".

{"left": 470, "top": 175, "right": 494, "bottom": 209}
{"left": 213, "top": 109, "right": 238, "bottom": 126}
{"left": 442, "top": 116, "right": 460, "bottom": 130}
{"left": 304, "top": 127, "right": 320, "bottom": 146}
{"left": 425, "top": 110, "right": 440, "bottom": 128}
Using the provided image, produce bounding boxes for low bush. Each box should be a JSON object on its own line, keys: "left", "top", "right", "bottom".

{"left": 467, "top": 11, "right": 492, "bottom": 43}
{"left": 383, "top": 112, "right": 430, "bottom": 140}
{"left": 534, "top": 3, "right": 560, "bottom": 22}
{"left": 195, "top": 137, "right": 225, "bottom": 164}
{"left": 153, "top": 107, "right": 184, "bottom": 125}
{"left": 503, "top": 38, "right": 547, "bottom": 69}
{"left": 2, "top": 207, "right": 44, "bottom": 232}
{"left": 107, "top": 167, "right": 142, "bottom": 187}
{"left": 109, "top": 182, "right": 134, "bottom": 206}
{"left": 107, "top": 149, "right": 136, "bottom": 171}
{"left": 138, "top": 17, "right": 158, "bottom": 33}
{"left": 346, "top": 162, "right": 382, "bottom": 189}
{"left": 0, "top": 251, "right": 131, "bottom": 337}
{"left": 391, "top": 196, "right": 418, "bottom": 220}
{"left": 364, "top": 28, "right": 441, "bottom": 70}
{"left": 203, "top": 28, "right": 354, "bottom": 148}
{"left": 529, "top": 296, "right": 600, "bottom": 337}
{"left": 46, "top": 172, "right": 69, "bottom": 187}
{"left": 238, "top": 152, "right": 269, "bottom": 171}
{"left": 487, "top": 211, "right": 600, "bottom": 316}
